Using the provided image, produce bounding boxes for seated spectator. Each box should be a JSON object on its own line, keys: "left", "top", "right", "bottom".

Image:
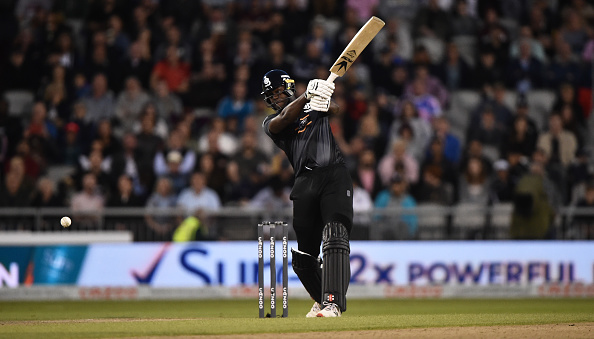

{"left": 374, "top": 173, "right": 418, "bottom": 239}
{"left": 458, "top": 156, "right": 491, "bottom": 205}
{"left": 26, "top": 102, "right": 58, "bottom": 149}
{"left": 537, "top": 114, "right": 578, "bottom": 168}
{"left": 145, "top": 177, "right": 179, "bottom": 241}
{"left": 378, "top": 139, "right": 419, "bottom": 186}
{"left": 31, "top": 177, "right": 62, "bottom": 207}
{"left": 467, "top": 108, "right": 506, "bottom": 161}
{"left": 59, "top": 122, "right": 83, "bottom": 166}
{"left": 474, "top": 49, "right": 505, "bottom": 92}
{"left": 506, "top": 39, "right": 544, "bottom": 92}
{"left": 412, "top": 0, "right": 452, "bottom": 41}
{"left": 197, "top": 118, "right": 239, "bottom": 157}
{"left": 431, "top": 117, "right": 461, "bottom": 165}
{"left": 135, "top": 108, "right": 164, "bottom": 169}
{"left": 489, "top": 159, "right": 514, "bottom": 203}
{"left": 459, "top": 139, "right": 494, "bottom": 177}
{"left": 222, "top": 161, "right": 254, "bottom": 206}
{"left": 106, "top": 174, "right": 144, "bottom": 208}
{"left": 115, "top": 76, "right": 151, "bottom": 133}
{"left": 351, "top": 175, "right": 373, "bottom": 232}
{"left": 509, "top": 25, "right": 547, "bottom": 64}
{"left": 70, "top": 173, "right": 105, "bottom": 227}
{"left": 133, "top": 102, "right": 169, "bottom": 140}
{"left": 357, "top": 109, "right": 388, "bottom": 161}
{"left": 152, "top": 79, "right": 183, "bottom": 122}
{"left": 154, "top": 130, "right": 196, "bottom": 177}
{"left": 547, "top": 41, "right": 581, "bottom": 88}
{"left": 177, "top": 171, "right": 221, "bottom": 216}
{"left": 478, "top": 8, "right": 510, "bottom": 69}
{"left": 118, "top": 41, "right": 152, "bottom": 89}
{"left": 388, "top": 101, "right": 432, "bottom": 162}
{"left": 401, "top": 78, "right": 442, "bottom": 122}
{"left": 150, "top": 45, "right": 190, "bottom": 96}
{"left": 248, "top": 175, "right": 292, "bottom": 210}
{"left": 72, "top": 149, "right": 112, "bottom": 194}
{"left": 12, "top": 139, "right": 44, "bottom": 180}
{"left": 415, "top": 138, "right": 457, "bottom": 204}
{"left": 232, "top": 132, "right": 269, "bottom": 191}
{"left": 111, "top": 132, "right": 150, "bottom": 197}
{"left": 352, "top": 149, "right": 383, "bottom": 200}
{"left": 70, "top": 102, "right": 95, "bottom": 153}
{"left": 435, "top": 42, "right": 473, "bottom": 90}
{"left": 573, "top": 182, "right": 594, "bottom": 239}
{"left": 405, "top": 65, "right": 449, "bottom": 108}
{"left": 450, "top": 0, "right": 480, "bottom": 38}
{"left": 552, "top": 83, "right": 586, "bottom": 128}
{"left": 161, "top": 151, "right": 190, "bottom": 195}
{"left": 0, "top": 157, "right": 35, "bottom": 207}
{"left": 559, "top": 9, "right": 589, "bottom": 56}
{"left": 94, "top": 119, "right": 121, "bottom": 158}
{"left": 501, "top": 116, "right": 538, "bottom": 159}
{"left": 217, "top": 81, "right": 254, "bottom": 133}
{"left": 83, "top": 73, "right": 115, "bottom": 124}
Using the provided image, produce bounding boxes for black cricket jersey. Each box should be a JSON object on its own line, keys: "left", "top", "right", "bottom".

{"left": 263, "top": 103, "right": 345, "bottom": 178}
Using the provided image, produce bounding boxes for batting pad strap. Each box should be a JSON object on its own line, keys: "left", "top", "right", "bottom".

{"left": 291, "top": 248, "right": 322, "bottom": 304}
{"left": 322, "top": 222, "right": 350, "bottom": 312}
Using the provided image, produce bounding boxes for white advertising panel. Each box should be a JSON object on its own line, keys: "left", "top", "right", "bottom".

{"left": 76, "top": 241, "right": 594, "bottom": 287}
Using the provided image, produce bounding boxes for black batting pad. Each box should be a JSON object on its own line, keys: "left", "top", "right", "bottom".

{"left": 291, "top": 248, "right": 322, "bottom": 304}
{"left": 322, "top": 222, "right": 350, "bottom": 312}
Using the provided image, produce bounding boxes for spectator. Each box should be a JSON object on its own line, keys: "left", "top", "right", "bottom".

{"left": 467, "top": 108, "right": 506, "bottom": 161}
{"left": 154, "top": 25, "right": 191, "bottom": 63}
{"left": 431, "top": 117, "right": 461, "bottom": 165}
{"left": 217, "top": 82, "right": 254, "bottom": 132}
{"left": 31, "top": 177, "right": 62, "bottom": 207}
{"left": 152, "top": 79, "right": 183, "bottom": 122}
{"left": 413, "top": 0, "right": 452, "bottom": 41}
{"left": 548, "top": 41, "right": 581, "bottom": 88}
{"left": 357, "top": 108, "right": 388, "bottom": 161}
{"left": 416, "top": 138, "right": 457, "bottom": 204}
{"left": 560, "top": 9, "right": 589, "bottom": 56}
{"left": 402, "top": 78, "right": 442, "bottom": 122}
{"left": 111, "top": 132, "right": 149, "bottom": 196}
{"left": 501, "top": 116, "right": 538, "bottom": 159}
{"left": 59, "top": 122, "right": 82, "bottom": 166}
{"left": 161, "top": 150, "right": 190, "bottom": 195}
{"left": 145, "top": 177, "right": 178, "bottom": 241}
{"left": 352, "top": 149, "right": 383, "bottom": 200}
{"left": 507, "top": 39, "right": 544, "bottom": 92}
{"left": 115, "top": 76, "right": 151, "bottom": 133}
{"left": 197, "top": 118, "right": 239, "bottom": 157}
{"left": 537, "top": 114, "right": 578, "bottom": 168}
{"left": 222, "top": 160, "right": 253, "bottom": 206}
{"left": 459, "top": 139, "right": 494, "bottom": 177}
{"left": 106, "top": 174, "right": 144, "bottom": 208}
{"left": 458, "top": 156, "right": 491, "bottom": 205}
{"left": 154, "top": 130, "right": 196, "bottom": 177}
{"left": 150, "top": 45, "right": 190, "bottom": 96}
{"left": 374, "top": 172, "right": 418, "bottom": 239}
{"left": 248, "top": 175, "right": 292, "bottom": 210}
{"left": 573, "top": 182, "right": 594, "bottom": 239}
{"left": 474, "top": 48, "right": 505, "bottom": 92}
{"left": 0, "top": 156, "right": 35, "bottom": 207}
{"left": 388, "top": 101, "right": 432, "bottom": 162}
{"left": 450, "top": 0, "right": 480, "bottom": 38}
{"left": 118, "top": 41, "right": 153, "bottom": 89}
{"left": 378, "top": 139, "right": 419, "bottom": 186}
{"left": 232, "top": 132, "right": 269, "bottom": 191}
{"left": 435, "top": 42, "right": 473, "bottom": 90}
{"left": 177, "top": 171, "right": 221, "bottom": 216}
{"left": 70, "top": 173, "right": 105, "bottom": 226}
{"left": 351, "top": 175, "right": 374, "bottom": 233}
{"left": 470, "top": 82, "right": 514, "bottom": 130}
{"left": 489, "top": 159, "right": 514, "bottom": 203}
{"left": 509, "top": 25, "right": 547, "bottom": 64}
{"left": 3, "top": 49, "right": 36, "bottom": 91}
{"left": 405, "top": 65, "right": 449, "bottom": 108}
{"left": 552, "top": 83, "right": 586, "bottom": 126}
{"left": 94, "top": 119, "right": 121, "bottom": 158}
{"left": 510, "top": 162, "right": 555, "bottom": 239}
{"left": 83, "top": 73, "right": 115, "bottom": 124}
{"left": 478, "top": 8, "right": 510, "bottom": 69}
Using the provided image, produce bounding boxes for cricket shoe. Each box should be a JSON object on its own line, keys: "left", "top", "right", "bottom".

{"left": 305, "top": 302, "right": 322, "bottom": 318}
{"left": 316, "top": 303, "right": 341, "bottom": 317}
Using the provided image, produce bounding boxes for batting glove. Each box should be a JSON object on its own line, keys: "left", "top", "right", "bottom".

{"left": 305, "top": 79, "right": 335, "bottom": 100}
{"left": 309, "top": 95, "right": 331, "bottom": 112}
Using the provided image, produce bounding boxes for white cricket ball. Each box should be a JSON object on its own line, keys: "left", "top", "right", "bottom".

{"left": 60, "top": 216, "right": 72, "bottom": 228}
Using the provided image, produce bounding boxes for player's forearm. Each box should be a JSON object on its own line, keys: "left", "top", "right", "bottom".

{"left": 269, "top": 94, "right": 307, "bottom": 134}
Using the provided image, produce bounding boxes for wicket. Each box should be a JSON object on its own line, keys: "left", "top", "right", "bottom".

{"left": 258, "top": 221, "right": 289, "bottom": 318}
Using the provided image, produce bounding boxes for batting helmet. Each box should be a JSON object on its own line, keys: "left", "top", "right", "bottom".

{"left": 261, "top": 69, "right": 295, "bottom": 110}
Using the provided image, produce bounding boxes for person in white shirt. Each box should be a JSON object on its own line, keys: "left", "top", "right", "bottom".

{"left": 177, "top": 171, "right": 221, "bottom": 216}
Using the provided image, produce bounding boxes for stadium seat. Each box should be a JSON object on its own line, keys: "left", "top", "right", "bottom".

{"left": 452, "top": 203, "right": 486, "bottom": 239}
{"left": 452, "top": 35, "right": 477, "bottom": 66}
{"left": 45, "top": 165, "right": 76, "bottom": 183}
{"left": 416, "top": 203, "right": 448, "bottom": 240}
{"left": 526, "top": 90, "right": 555, "bottom": 130}
{"left": 416, "top": 37, "right": 445, "bottom": 63}
{"left": 490, "top": 203, "right": 513, "bottom": 239}
{"left": 4, "top": 90, "right": 34, "bottom": 116}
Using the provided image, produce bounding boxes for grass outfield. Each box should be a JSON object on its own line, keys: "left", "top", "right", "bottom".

{"left": 1, "top": 299, "right": 593, "bottom": 338}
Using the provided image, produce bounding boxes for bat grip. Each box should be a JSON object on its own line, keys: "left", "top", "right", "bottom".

{"left": 326, "top": 73, "right": 339, "bottom": 83}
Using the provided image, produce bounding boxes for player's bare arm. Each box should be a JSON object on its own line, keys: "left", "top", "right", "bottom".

{"left": 268, "top": 94, "right": 308, "bottom": 134}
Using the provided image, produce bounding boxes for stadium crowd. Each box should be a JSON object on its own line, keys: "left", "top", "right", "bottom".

{"left": 1, "top": 0, "right": 594, "bottom": 240}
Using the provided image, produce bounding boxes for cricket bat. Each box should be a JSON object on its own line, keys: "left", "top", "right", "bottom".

{"left": 327, "top": 16, "right": 385, "bottom": 83}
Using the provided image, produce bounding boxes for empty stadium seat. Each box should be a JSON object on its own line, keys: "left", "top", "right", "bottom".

{"left": 416, "top": 203, "right": 448, "bottom": 240}
{"left": 452, "top": 203, "right": 486, "bottom": 239}
{"left": 452, "top": 35, "right": 477, "bottom": 66}
{"left": 4, "top": 90, "right": 34, "bottom": 116}
{"left": 490, "top": 203, "right": 513, "bottom": 239}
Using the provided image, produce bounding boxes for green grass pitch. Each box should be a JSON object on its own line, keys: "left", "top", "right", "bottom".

{"left": 1, "top": 299, "right": 593, "bottom": 338}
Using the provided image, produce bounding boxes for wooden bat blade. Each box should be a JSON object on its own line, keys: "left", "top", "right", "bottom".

{"left": 328, "top": 16, "right": 385, "bottom": 80}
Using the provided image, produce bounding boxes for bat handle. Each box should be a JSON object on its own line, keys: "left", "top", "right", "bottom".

{"left": 326, "top": 73, "right": 339, "bottom": 83}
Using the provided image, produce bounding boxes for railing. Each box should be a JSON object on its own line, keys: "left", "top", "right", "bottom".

{"left": 0, "top": 205, "right": 593, "bottom": 241}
